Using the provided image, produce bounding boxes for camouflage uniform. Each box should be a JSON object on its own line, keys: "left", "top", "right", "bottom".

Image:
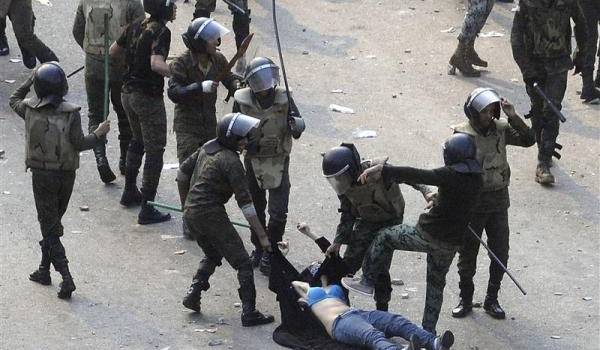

{"left": 72, "top": 0, "right": 145, "bottom": 174}
{"left": 193, "top": 0, "right": 249, "bottom": 49}
{"left": 168, "top": 50, "right": 240, "bottom": 164}
{"left": 511, "top": 0, "right": 588, "bottom": 164}
{"left": 177, "top": 142, "right": 259, "bottom": 308}
{"left": 116, "top": 17, "right": 171, "bottom": 205}
{"left": 452, "top": 118, "right": 535, "bottom": 304}
{"left": 458, "top": 0, "right": 495, "bottom": 44}
{"left": 0, "top": 0, "right": 58, "bottom": 63}
{"left": 233, "top": 87, "right": 298, "bottom": 254}
{"left": 360, "top": 165, "right": 483, "bottom": 333}
{"left": 334, "top": 159, "right": 431, "bottom": 309}
{"left": 9, "top": 75, "right": 101, "bottom": 285}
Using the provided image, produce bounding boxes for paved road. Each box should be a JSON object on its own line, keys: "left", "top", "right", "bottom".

{"left": 0, "top": 0, "right": 598, "bottom": 349}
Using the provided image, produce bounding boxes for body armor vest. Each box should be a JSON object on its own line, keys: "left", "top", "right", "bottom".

{"left": 522, "top": 0, "right": 572, "bottom": 58}
{"left": 24, "top": 100, "right": 82, "bottom": 171}
{"left": 82, "top": 0, "right": 130, "bottom": 55}
{"left": 345, "top": 159, "right": 405, "bottom": 223}
{"left": 235, "top": 86, "right": 292, "bottom": 189}
{"left": 453, "top": 120, "right": 511, "bottom": 192}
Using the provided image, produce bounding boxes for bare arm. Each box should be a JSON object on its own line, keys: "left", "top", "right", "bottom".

{"left": 151, "top": 54, "right": 171, "bottom": 77}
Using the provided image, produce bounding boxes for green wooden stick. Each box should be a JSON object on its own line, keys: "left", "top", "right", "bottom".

{"left": 147, "top": 201, "right": 251, "bottom": 229}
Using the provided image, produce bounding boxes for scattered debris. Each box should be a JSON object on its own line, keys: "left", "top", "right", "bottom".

{"left": 36, "top": 0, "right": 53, "bottom": 6}
{"left": 480, "top": 31, "right": 504, "bottom": 38}
{"left": 302, "top": 50, "right": 309, "bottom": 55}
{"left": 4, "top": 80, "right": 16, "bottom": 84}
{"left": 0, "top": 149, "right": 4, "bottom": 159}
{"left": 511, "top": 78, "right": 519, "bottom": 83}
{"left": 330, "top": 89, "right": 344, "bottom": 94}
{"left": 195, "top": 328, "right": 218, "bottom": 333}
{"left": 79, "top": 205, "right": 90, "bottom": 212}
{"left": 392, "top": 94, "right": 398, "bottom": 98}
{"left": 441, "top": 27, "right": 456, "bottom": 33}
{"left": 553, "top": 292, "right": 563, "bottom": 296}
{"left": 208, "top": 339, "right": 223, "bottom": 346}
{"left": 2, "top": 191, "right": 10, "bottom": 195}
{"left": 352, "top": 129, "right": 377, "bottom": 139}
{"left": 583, "top": 297, "right": 592, "bottom": 301}
{"left": 433, "top": 9, "right": 440, "bottom": 13}
{"left": 173, "top": 250, "right": 187, "bottom": 255}
{"left": 391, "top": 279, "right": 404, "bottom": 286}
{"left": 550, "top": 335, "right": 561, "bottom": 340}
{"left": 164, "top": 269, "right": 180, "bottom": 274}
{"left": 350, "top": 56, "right": 357, "bottom": 60}
{"left": 161, "top": 234, "right": 180, "bottom": 240}
{"left": 233, "top": 302, "right": 241, "bottom": 308}
{"left": 404, "top": 49, "right": 412, "bottom": 53}
{"left": 400, "top": 293, "right": 409, "bottom": 299}
{"left": 329, "top": 104, "right": 355, "bottom": 114}
{"left": 71, "top": 230, "right": 83, "bottom": 234}
{"left": 9, "top": 58, "right": 21, "bottom": 63}
{"left": 366, "top": 55, "right": 377, "bottom": 59}
{"left": 217, "top": 317, "right": 229, "bottom": 325}
{"left": 163, "top": 163, "right": 179, "bottom": 170}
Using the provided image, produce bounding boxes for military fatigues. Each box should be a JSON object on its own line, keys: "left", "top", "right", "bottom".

{"left": 511, "top": 0, "right": 588, "bottom": 164}
{"left": 177, "top": 141, "right": 258, "bottom": 308}
{"left": 458, "top": 0, "right": 495, "bottom": 44}
{"left": 193, "top": 0, "right": 249, "bottom": 49}
{"left": 361, "top": 165, "right": 483, "bottom": 332}
{"left": 452, "top": 119, "right": 535, "bottom": 303}
{"left": 9, "top": 76, "right": 102, "bottom": 281}
{"left": 233, "top": 87, "right": 297, "bottom": 252}
{"left": 116, "top": 18, "right": 171, "bottom": 203}
{"left": 334, "top": 158, "right": 431, "bottom": 308}
{"left": 72, "top": 0, "right": 145, "bottom": 173}
{"left": 168, "top": 50, "right": 240, "bottom": 164}
{"left": 0, "top": 0, "right": 58, "bottom": 63}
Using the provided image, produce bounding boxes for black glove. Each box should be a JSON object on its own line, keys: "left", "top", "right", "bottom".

{"left": 167, "top": 82, "right": 202, "bottom": 104}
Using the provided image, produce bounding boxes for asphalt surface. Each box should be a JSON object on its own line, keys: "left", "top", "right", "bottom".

{"left": 0, "top": 0, "right": 599, "bottom": 349}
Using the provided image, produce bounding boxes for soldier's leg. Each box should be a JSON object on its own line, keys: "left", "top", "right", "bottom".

{"left": 230, "top": 0, "right": 250, "bottom": 49}
{"left": 120, "top": 92, "right": 144, "bottom": 207}
{"left": 54, "top": 171, "right": 77, "bottom": 299}
{"left": 0, "top": 16, "right": 8, "bottom": 56}
{"left": 579, "top": 0, "right": 600, "bottom": 102}
{"left": 453, "top": 213, "right": 487, "bottom": 317}
{"left": 8, "top": 0, "right": 57, "bottom": 63}
{"left": 422, "top": 250, "right": 456, "bottom": 333}
{"left": 85, "top": 58, "right": 116, "bottom": 183}
{"left": 450, "top": 0, "right": 488, "bottom": 76}
{"left": 243, "top": 157, "right": 267, "bottom": 267}
{"left": 176, "top": 132, "right": 203, "bottom": 165}
{"left": 193, "top": 0, "right": 216, "bottom": 19}
{"left": 136, "top": 94, "right": 170, "bottom": 224}
{"left": 465, "top": 0, "right": 495, "bottom": 67}
{"left": 110, "top": 79, "right": 131, "bottom": 175}
{"left": 483, "top": 210, "right": 510, "bottom": 319}
{"left": 266, "top": 157, "right": 290, "bottom": 244}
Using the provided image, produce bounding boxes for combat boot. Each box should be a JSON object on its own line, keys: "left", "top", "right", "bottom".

{"left": 449, "top": 40, "right": 481, "bottom": 77}
{"left": 483, "top": 296, "right": 506, "bottom": 319}
{"left": 432, "top": 330, "right": 455, "bottom": 350}
{"left": 138, "top": 201, "right": 171, "bottom": 225}
{"left": 451, "top": 299, "right": 473, "bottom": 318}
{"left": 0, "top": 33, "right": 8, "bottom": 56}
{"left": 581, "top": 74, "right": 600, "bottom": 104}
{"left": 30, "top": 241, "right": 52, "bottom": 285}
{"left": 94, "top": 143, "right": 116, "bottom": 184}
{"left": 466, "top": 40, "right": 488, "bottom": 67}
{"left": 375, "top": 301, "right": 388, "bottom": 312}
{"left": 182, "top": 279, "right": 210, "bottom": 312}
{"left": 57, "top": 267, "right": 76, "bottom": 299}
{"left": 535, "top": 161, "right": 555, "bottom": 185}
{"left": 259, "top": 253, "right": 271, "bottom": 275}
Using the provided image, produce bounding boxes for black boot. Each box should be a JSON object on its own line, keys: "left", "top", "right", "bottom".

{"left": 138, "top": 152, "right": 170, "bottom": 224}
{"left": 57, "top": 271, "right": 76, "bottom": 299}
{"left": 19, "top": 43, "right": 36, "bottom": 69}
{"left": 182, "top": 277, "right": 210, "bottom": 312}
{"left": 94, "top": 143, "right": 116, "bottom": 183}
{"left": 451, "top": 299, "right": 473, "bottom": 318}
{"left": 30, "top": 240, "right": 52, "bottom": 285}
{"left": 432, "top": 330, "right": 455, "bottom": 350}
{"left": 239, "top": 287, "right": 274, "bottom": 327}
{"left": 49, "top": 238, "right": 76, "bottom": 299}
{"left": 120, "top": 141, "right": 144, "bottom": 207}
{"left": 138, "top": 201, "right": 171, "bottom": 225}
{"left": 452, "top": 280, "right": 474, "bottom": 318}
{"left": 258, "top": 253, "right": 271, "bottom": 276}
{"left": 118, "top": 139, "right": 130, "bottom": 176}
{"left": 250, "top": 249, "right": 263, "bottom": 268}
{"left": 581, "top": 73, "right": 600, "bottom": 104}
{"left": 483, "top": 296, "right": 506, "bottom": 319}
{"left": 375, "top": 301, "right": 388, "bottom": 312}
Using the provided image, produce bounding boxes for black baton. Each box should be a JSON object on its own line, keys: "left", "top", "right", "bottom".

{"left": 532, "top": 82, "right": 567, "bottom": 123}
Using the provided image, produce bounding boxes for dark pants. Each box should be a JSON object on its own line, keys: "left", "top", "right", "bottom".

{"left": 176, "top": 132, "right": 211, "bottom": 165}
{"left": 85, "top": 55, "right": 131, "bottom": 145}
{"left": 121, "top": 90, "right": 167, "bottom": 200}
{"left": 184, "top": 209, "right": 256, "bottom": 305}
{"left": 525, "top": 70, "right": 568, "bottom": 163}
{"left": 193, "top": 0, "right": 250, "bottom": 49}
{"left": 31, "top": 169, "right": 75, "bottom": 271}
{"left": 343, "top": 218, "right": 402, "bottom": 306}
{"left": 457, "top": 210, "right": 509, "bottom": 300}
{"left": 244, "top": 156, "right": 290, "bottom": 250}
{"left": 580, "top": 0, "right": 599, "bottom": 80}
{"left": 362, "top": 224, "right": 458, "bottom": 333}
{"left": 5, "top": 0, "right": 57, "bottom": 62}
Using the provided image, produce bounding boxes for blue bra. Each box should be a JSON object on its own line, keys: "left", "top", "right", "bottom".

{"left": 307, "top": 284, "right": 346, "bottom": 307}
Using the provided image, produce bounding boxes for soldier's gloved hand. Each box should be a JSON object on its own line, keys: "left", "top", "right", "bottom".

{"left": 201, "top": 80, "right": 219, "bottom": 93}
{"left": 325, "top": 243, "right": 341, "bottom": 258}
{"left": 94, "top": 120, "right": 111, "bottom": 137}
{"left": 186, "top": 82, "right": 203, "bottom": 94}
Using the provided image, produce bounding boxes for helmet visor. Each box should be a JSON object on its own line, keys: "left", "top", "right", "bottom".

{"left": 246, "top": 64, "right": 280, "bottom": 92}
{"left": 227, "top": 113, "right": 260, "bottom": 139}
{"left": 195, "top": 19, "right": 230, "bottom": 42}
{"left": 324, "top": 165, "right": 353, "bottom": 195}
{"left": 470, "top": 89, "right": 500, "bottom": 113}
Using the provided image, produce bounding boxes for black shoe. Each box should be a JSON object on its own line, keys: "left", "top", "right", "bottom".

{"left": 0, "top": 35, "right": 8, "bottom": 56}
{"left": 259, "top": 254, "right": 271, "bottom": 276}
{"left": 182, "top": 290, "right": 202, "bottom": 312}
{"left": 241, "top": 310, "right": 275, "bottom": 327}
{"left": 120, "top": 187, "right": 142, "bottom": 207}
{"left": 451, "top": 299, "right": 473, "bottom": 318}
{"left": 483, "top": 297, "right": 506, "bottom": 319}
{"left": 433, "top": 330, "right": 454, "bottom": 350}
{"left": 375, "top": 301, "right": 388, "bottom": 312}
{"left": 98, "top": 164, "right": 117, "bottom": 184}
{"left": 57, "top": 278, "right": 76, "bottom": 299}
{"left": 29, "top": 268, "right": 51, "bottom": 285}
{"left": 20, "top": 46, "right": 36, "bottom": 69}
{"left": 138, "top": 204, "right": 171, "bottom": 225}
{"left": 250, "top": 249, "right": 262, "bottom": 268}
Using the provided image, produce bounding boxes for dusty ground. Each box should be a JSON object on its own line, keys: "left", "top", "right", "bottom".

{"left": 0, "top": 0, "right": 598, "bottom": 349}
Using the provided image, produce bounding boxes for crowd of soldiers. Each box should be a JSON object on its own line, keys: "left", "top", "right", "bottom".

{"left": 3, "top": 0, "right": 599, "bottom": 349}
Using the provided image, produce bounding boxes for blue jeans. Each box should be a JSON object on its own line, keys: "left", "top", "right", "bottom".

{"left": 331, "top": 309, "right": 436, "bottom": 350}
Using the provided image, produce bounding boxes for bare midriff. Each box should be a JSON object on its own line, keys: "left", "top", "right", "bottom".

{"left": 311, "top": 298, "right": 352, "bottom": 337}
